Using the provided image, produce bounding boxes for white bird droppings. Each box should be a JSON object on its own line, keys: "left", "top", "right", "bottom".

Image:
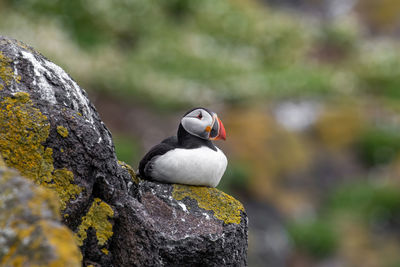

{"left": 178, "top": 202, "right": 188, "bottom": 212}
{"left": 20, "top": 51, "right": 57, "bottom": 104}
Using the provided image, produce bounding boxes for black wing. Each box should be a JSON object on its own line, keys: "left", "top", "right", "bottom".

{"left": 138, "top": 136, "right": 178, "bottom": 180}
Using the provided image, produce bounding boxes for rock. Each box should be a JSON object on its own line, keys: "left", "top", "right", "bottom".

{"left": 113, "top": 180, "right": 248, "bottom": 266}
{"left": 0, "top": 36, "right": 248, "bottom": 266}
{"left": 0, "top": 157, "right": 82, "bottom": 266}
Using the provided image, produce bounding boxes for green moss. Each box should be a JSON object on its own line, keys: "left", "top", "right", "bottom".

{"left": 57, "top": 125, "right": 69, "bottom": 138}
{"left": 75, "top": 198, "right": 114, "bottom": 246}
{"left": 0, "top": 93, "right": 82, "bottom": 210}
{"left": 172, "top": 185, "right": 244, "bottom": 224}
{"left": 0, "top": 52, "right": 20, "bottom": 90}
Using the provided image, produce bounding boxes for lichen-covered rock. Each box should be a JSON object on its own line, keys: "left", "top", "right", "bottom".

{"left": 112, "top": 180, "right": 248, "bottom": 266}
{"left": 0, "top": 36, "right": 129, "bottom": 265}
{"left": 0, "top": 36, "right": 248, "bottom": 266}
{"left": 0, "top": 157, "right": 82, "bottom": 267}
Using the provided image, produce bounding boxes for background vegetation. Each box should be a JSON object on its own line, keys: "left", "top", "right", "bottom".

{"left": 2, "top": 0, "right": 400, "bottom": 266}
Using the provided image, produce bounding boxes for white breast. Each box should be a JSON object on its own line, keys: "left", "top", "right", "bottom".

{"left": 149, "top": 146, "right": 227, "bottom": 187}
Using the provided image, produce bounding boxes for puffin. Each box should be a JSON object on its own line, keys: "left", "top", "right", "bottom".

{"left": 138, "top": 107, "right": 227, "bottom": 187}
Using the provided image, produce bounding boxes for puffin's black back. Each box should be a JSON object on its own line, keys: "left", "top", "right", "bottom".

{"left": 138, "top": 136, "right": 177, "bottom": 180}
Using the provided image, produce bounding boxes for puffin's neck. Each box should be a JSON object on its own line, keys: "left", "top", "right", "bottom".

{"left": 177, "top": 124, "right": 217, "bottom": 151}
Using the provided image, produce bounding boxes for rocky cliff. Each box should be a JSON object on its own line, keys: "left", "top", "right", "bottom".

{"left": 0, "top": 36, "right": 248, "bottom": 266}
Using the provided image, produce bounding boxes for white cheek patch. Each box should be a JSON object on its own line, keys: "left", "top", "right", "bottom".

{"left": 181, "top": 117, "right": 205, "bottom": 134}
{"left": 149, "top": 146, "right": 228, "bottom": 187}
{"left": 181, "top": 109, "right": 214, "bottom": 139}
{"left": 181, "top": 117, "right": 212, "bottom": 139}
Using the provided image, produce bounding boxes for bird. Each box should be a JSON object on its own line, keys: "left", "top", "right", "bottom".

{"left": 138, "top": 107, "right": 227, "bottom": 187}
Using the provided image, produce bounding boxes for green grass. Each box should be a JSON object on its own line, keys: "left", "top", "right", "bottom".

{"left": 288, "top": 219, "right": 338, "bottom": 258}
{"left": 217, "top": 161, "right": 251, "bottom": 193}
{"left": 113, "top": 134, "right": 142, "bottom": 167}
{"left": 326, "top": 181, "right": 400, "bottom": 223}
{"left": 288, "top": 180, "right": 400, "bottom": 259}
{"left": 357, "top": 127, "right": 400, "bottom": 166}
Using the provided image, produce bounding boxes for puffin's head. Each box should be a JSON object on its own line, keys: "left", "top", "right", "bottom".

{"left": 181, "top": 107, "right": 226, "bottom": 141}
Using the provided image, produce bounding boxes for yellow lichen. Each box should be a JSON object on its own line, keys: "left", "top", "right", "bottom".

{"left": 172, "top": 185, "right": 244, "bottom": 225}
{"left": 0, "top": 92, "right": 52, "bottom": 183}
{"left": 1, "top": 225, "right": 35, "bottom": 265}
{"left": 101, "top": 248, "right": 109, "bottom": 255}
{"left": 0, "top": 51, "right": 14, "bottom": 90}
{"left": 41, "top": 220, "right": 82, "bottom": 267}
{"left": 29, "top": 183, "right": 61, "bottom": 220}
{"left": 0, "top": 155, "right": 5, "bottom": 167}
{"left": 57, "top": 125, "right": 69, "bottom": 138}
{"left": 47, "top": 169, "right": 83, "bottom": 211}
{"left": 119, "top": 160, "right": 139, "bottom": 184}
{"left": 0, "top": 93, "right": 82, "bottom": 211}
{"left": 0, "top": 168, "right": 81, "bottom": 267}
{"left": 1, "top": 220, "right": 81, "bottom": 267}
{"left": 75, "top": 198, "right": 114, "bottom": 246}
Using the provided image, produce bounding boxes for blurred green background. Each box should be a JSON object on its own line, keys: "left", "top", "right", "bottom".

{"left": 2, "top": 0, "right": 400, "bottom": 266}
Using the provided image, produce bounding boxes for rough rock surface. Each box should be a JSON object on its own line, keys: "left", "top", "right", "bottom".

{"left": 0, "top": 36, "right": 248, "bottom": 266}
{"left": 0, "top": 157, "right": 82, "bottom": 266}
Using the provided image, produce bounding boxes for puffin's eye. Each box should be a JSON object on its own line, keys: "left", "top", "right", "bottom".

{"left": 197, "top": 112, "right": 203, "bottom": 119}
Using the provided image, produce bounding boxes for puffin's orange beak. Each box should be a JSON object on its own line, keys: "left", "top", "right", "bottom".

{"left": 209, "top": 117, "right": 226, "bottom": 141}
{"left": 217, "top": 117, "right": 226, "bottom": 140}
